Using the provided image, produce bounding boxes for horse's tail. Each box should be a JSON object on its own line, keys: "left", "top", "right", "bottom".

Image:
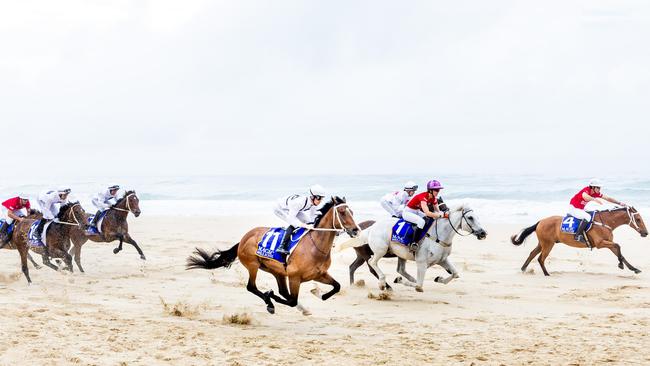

{"left": 510, "top": 222, "right": 539, "bottom": 246}
{"left": 337, "top": 229, "right": 369, "bottom": 252}
{"left": 186, "top": 243, "right": 239, "bottom": 270}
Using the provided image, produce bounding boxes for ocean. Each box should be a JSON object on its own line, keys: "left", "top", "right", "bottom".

{"left": 1, "top": 175, "right": 648, "bottom": 223}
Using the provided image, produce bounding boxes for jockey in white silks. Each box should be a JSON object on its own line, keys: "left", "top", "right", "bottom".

{"left": 380, "top": 181, "right": 418, "bottom": 217}
{"left": 90, "top": 184, "right": 120, "bottom": 229}
{"left": 35, "top": 187, "right": 71, "bottom": 239}
{"left": 273, "top": 184, "right": 326, "bottom": 255}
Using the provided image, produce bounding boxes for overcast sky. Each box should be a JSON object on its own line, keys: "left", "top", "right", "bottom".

{"left": 1, "top": 1, "right": 648, "bottom": 178}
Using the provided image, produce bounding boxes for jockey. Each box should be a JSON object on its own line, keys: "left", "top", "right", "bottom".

{"left": 273, "top": 184, "right": 326, "bottom": 255}
{"left": 568, "top": 178, "right": 625, "bottom": 243}
{"left": 0, "top": 193, "right": 31, "bottom": 242}
{"left": 380, "top": 181, "right": 418, "bottom": 217}
{"left": 90, "top": 184, "right": 120, "bottom": 229}
{"left": 34, "top": 187, "right": 71, "bottom": 240}
{"left": 402, "top": 180, "right": 449, "bottom": 250}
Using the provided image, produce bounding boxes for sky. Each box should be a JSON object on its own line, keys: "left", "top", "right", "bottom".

{"left": 1, "top": 1, "right": 649, "bottom": 179}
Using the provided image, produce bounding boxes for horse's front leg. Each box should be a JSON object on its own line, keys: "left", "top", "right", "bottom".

{"left": 396, "top": 258, "right": 416, "bottom": 283}
{"left": 600, "top": 239, "right": 641, "bottom": 274}
{"left": 123, "top": 233, "right": 146, "bottom": 260}
{"left": 27, "top": 252, "right": 42, "bottom": 269}
{"left": 113, "top": 235, "right": 124, "bottom": 255}
{"left": 434, "top": 258, "right": 459, "bottom": 285}
{"left": 310, "top": 272, "right": 341, "bottom": 301}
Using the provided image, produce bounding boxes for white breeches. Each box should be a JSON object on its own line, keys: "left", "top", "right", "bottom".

{"left": 380, "top": 201, "right": 400, "bottom": 217}
{"left": 273, "top": 208, "right": 311, "bottom": 227}
{"left": 4, "top": 209, "right": 25, "bottom": 224}
{"left": 567, "top": 206, "right": 591, "bottom": 221}
{"left": 402, "top": 207, "right": 426, "bottom": 228}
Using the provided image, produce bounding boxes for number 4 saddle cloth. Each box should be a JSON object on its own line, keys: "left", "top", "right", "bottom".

{"left": 256, "top": 227, "right": 309, "bottom": 264}
{"left": 560, "top": 212, "right": 596, "bottom": 235}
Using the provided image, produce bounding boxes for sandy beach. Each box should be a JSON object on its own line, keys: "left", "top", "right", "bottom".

{"left": 1, "top": 215, "right": 649, "bottom": 365}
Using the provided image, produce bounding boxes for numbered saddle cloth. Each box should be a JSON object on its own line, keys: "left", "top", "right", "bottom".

{"left": 27, "top": 220, "right": 53, "bottom": 247}
{"left": 85, "top": 211, "right": 108, "bottom": 235}
{"left": 391, "top": 218, "right": 434, "bottom": 245}
{"left": 256, "top": 227, "right": 308, "bottom": 263}
{"left": 0, "top": 219, "right": 15, "bottom": 239}
{"left": 560, "top": 212, "right": 595, "bottom": 234}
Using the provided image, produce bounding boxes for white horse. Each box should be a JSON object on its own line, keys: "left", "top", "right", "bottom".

{"left": 339, "top": 204, "right": 487, "bottom": 292}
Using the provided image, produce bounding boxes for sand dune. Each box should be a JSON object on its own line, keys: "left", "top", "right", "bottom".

{"left": 1, "top": 215, "right": 649, "bottom": 365}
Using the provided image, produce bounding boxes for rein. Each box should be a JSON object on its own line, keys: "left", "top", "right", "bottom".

{"left": 111, "top": 193, "right": 134, "bottom": 213}
{"left": 591, "top": 207, "right": 640, "bottom": 231}
{"left": 305, "top": 204, "right": 360, "bottom": 232}
{"left": 434, "top": 209, "right": 475, "bottom": 247}
{"left": 55, "top": 203, "right": 83, "bottom": 226}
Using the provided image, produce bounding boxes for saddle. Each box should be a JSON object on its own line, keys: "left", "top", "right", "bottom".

{"left": 255, "top": 227, "right": 308, "bottom": 264}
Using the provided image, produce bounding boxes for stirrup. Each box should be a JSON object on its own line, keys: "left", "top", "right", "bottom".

{"left": 409, "top": 242, "right": 419, "bottom": 253}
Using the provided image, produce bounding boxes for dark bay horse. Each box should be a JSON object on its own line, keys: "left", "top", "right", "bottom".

{"left": 68, "top": 191, "right": 144, "bottom": 272}
{"left": 4, "top": 202, "right": 88, "bottom": 283}
{"left": 511, "top": 206, "right": 648, "bottom": 276}
{"left": 187, "top": 196, "right": 360, "bottom": 315}
{"left": 348, "top": 220, "right": 414, "bottom": 290}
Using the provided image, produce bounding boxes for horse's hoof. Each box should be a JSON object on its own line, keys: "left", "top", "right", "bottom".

{"left": 113, "top": 248, "right": 120, "bottom": 254}
{"left": 394, "top": 277, "right": 402, "bottom": 284}
{"left": 618, "top": 263, "right": 624, "bottom": 270}
{"left": 379, "top": 282, "right": 386, "bottom": 291}
{"left": 302, "top": 309, "right": 312, "bottom": 316}
{"left": 415, "top": 286, "right": 423, "bottom": 293}
{"left": 140, "top": 255, "right": 147, "bottom": 260}
{"left": 634, "top": 269, "right": 642, "bottom": 274}
{"left": 34, "top": 265, "right": 42, "bottom": 270}
{"left": 385, "top": 285, "right": 393, "bottom": 292}
{"left": 434, "top": 276, "right": 442, "bottom": 283}
{"left": 266, "top": 306, "right": 275, "bottom": 314}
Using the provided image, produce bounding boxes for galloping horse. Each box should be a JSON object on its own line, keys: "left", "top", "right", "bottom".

{"left": 511, "top": 206, "right": 648, "bottom": 276}
{"left": 4, "top": 202, "right": 88, "bottom": 283}
{"left": 69, "top": 191, "right": 144, "bottom": 272}
{"left": 187, "top": 196, "right": 360, "bottom": 315}
{"left": 340, "top": 203, "right": 487, "bottom": 292}
{"left": 347, "top": 220, "right": 415, "bottom": 290}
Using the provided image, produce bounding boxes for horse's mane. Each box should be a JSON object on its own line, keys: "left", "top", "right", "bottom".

{"left": 313, "top": 196, "right": 346, "bottom": 227}
{"left": 116, "top": 190, "right": 136, "bottom": 204}
{"left": 57, "top": 201, "right": 79, "bottom": 219}
{"left": 449, "top": 201, "right": 472, "bottom": 213}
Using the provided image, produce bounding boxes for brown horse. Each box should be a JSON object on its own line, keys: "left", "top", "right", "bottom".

{"left": 4, "top": 202, "right": 88, "bottom": 283}
{"left": 511, "top": 206, "right": 648, "bottom": 276}
{"left": 347, "top": 220, "right": 414, "bottom": 289}
{"left": 68, "top": 191, "right": 144, "bottom": 272}
{"left": 187, "top": 196, "right": 360, "bottom": 315}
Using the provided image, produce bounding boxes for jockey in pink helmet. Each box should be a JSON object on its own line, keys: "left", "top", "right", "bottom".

{"left": 402, "top": 180, "right": 449, "bottom": 251}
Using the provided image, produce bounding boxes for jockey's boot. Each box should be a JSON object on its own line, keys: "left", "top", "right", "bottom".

{"left": 90, "top": 210, "right": 102, "bottom": 229}
{"left": 276, "top": 225, "right": 294, "bottom": 255}
{"left": 574, "top": 219, "right": 589, "bottom": 246}
{"left": 409, "top": 226, "right": 423, "bottom": 253}
{"left": 34, "top": 219, "right": 47, "bottom": 242}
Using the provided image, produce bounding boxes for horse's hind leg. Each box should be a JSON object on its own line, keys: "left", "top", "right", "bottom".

{"left": 27, "top": 253, "right": 42, "bottom": 269}
{"left": 537, "top": 242, "right": 554, "bottom": 276}
{"left": 123, "top": 234, "right": 146, "bottom": 260}
{"left": 349, "top": 255, "right": 366, "bottom": 285}
{"left": 243, "top": 264, "right": 275, "bottom": 314}
{"left": 40, "top": 249, "right": 60, "bottom": 271}
{"left": 48, "top": 247, "right": 73, "bottom": 272}
{"left": 522, "top": 244, "right": 542, "bottom": 272}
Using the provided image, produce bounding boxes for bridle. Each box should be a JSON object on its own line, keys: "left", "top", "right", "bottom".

{"left": 434, "top": 209, "right": 478, "bottom": 247}
{"left": 111, "top": 193, "right": 136, "bottom": 214}
{"left": 592, "top": 206, "right": 643, "bottom": 232}
{"left": 55, "top": 203, "right": 84, "bottom": 226}
{"left": 309, "top": 203, "right": 361, "bottom": 233}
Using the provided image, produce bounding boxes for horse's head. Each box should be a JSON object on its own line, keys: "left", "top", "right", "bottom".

{"left": 627, "top": 207, "right": 648, "bottom": 238}
{"left": 316, "top": 196, "right": 360, "bottom": 237}
{"left": 58, "top": 202, "right": 88, "bottom": 230}
{"left": 454, "top": 204, "right": 488, "bottom": 240}
{"left": 120, "top": 191, "right": 141, "bottom": 217}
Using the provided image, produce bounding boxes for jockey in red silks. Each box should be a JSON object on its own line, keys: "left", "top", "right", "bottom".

{"left": 1, "top": 193, "right": 31, "bottom": 243}
{"left": 568, "top": 178, "right": 625, "bottom": 243}
{"left": 402, "top": 180, "right": 449, "bottom": 250}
